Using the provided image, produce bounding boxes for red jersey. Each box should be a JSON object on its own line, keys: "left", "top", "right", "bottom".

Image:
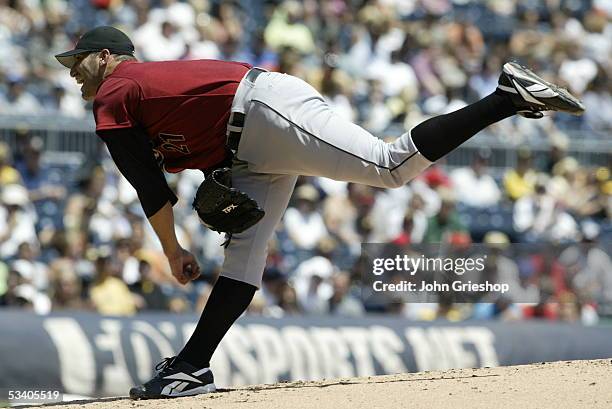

{"left": 93, "top": 59, "right": 251, "bottom": 172}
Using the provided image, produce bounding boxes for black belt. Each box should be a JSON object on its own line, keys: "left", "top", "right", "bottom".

{"left": 227, "top": 67, "right": 266, "bottom": 152}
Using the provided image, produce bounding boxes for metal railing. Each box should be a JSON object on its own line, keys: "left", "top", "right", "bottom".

{"left": 0, "top": 115, "right": 610, "bottom": 169}
{"left": 446, "top": 138, "right": 612, "bottom": 169}
{"left": 0, "top": 114, "right": 100, "bottom": 158}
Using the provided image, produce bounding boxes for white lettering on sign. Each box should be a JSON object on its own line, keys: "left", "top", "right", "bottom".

{"left": 340, "top": 327, "right": 375, "bottom": 377}
{"left": 42, "top": 317, "right": 502, "bottom": 394}
{"left": 222, "top": 325, "right": 259, "bottom": 386}
{"left": 210, "top": 341, "right": 231, "bottom": 388}
{"left": 407, "top": 328, "right": 452, "bottom": 370}
{"left": 462, "top": 327, "right": 499, "bottom": 368}
{"left": 132, "top": 321, "right": 175, "bottom": 358}
{"left": 405, "top": 327, "right": 498, "bottom": 371}
{"left": 282, "top": 326, "right": 321, "bottom": 381}
{"left": 43, "top": 318, "right": 96, "bottom": 396}
{"left": 130, "top": 320, "right": 176, "bottom": 384}
{"left": 248, "top": 324, "right": 290, "bottom": 383}
{"left": 370, "top": 326, "right": 407, "bottom": 374}
{"left": 129, "top": 332, "right": 152, "bottom": 382}
{"left": 95, "top": 320, "right": 133, "bottom": 395}
{"left": 158, "top": 321, "right": 177, "bottom": 340}
{"left": 181, "top": 322, "right": 197, "bottom": 344}
{"left": 311, "top": 327, "right": 355, "bottom": 378}
{"left": 443, "top": 328, "right": 478, "bottom": 369}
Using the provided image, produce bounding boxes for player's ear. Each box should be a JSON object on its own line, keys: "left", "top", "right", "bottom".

{"left": 99, "top": 49, "right": 111, "bottom": 65}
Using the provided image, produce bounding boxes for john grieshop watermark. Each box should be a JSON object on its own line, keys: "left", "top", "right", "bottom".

{"left": 358, "top": 244, "right": 531, "bottom": 304}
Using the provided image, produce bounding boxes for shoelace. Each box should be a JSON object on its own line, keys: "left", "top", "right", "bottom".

{"left": 155, "top": 357, "right": 177, "bottom": 373}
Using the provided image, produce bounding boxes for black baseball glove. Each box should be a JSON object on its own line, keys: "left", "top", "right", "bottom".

{"left": 192, "top": 168, "right": 265, "bottom": 234}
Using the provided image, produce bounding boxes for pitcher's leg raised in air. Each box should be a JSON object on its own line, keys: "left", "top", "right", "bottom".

{"left": 234, "top": 63, "right": 583, "bottom": 187}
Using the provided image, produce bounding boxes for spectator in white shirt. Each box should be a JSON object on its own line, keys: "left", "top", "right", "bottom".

{"left": 45, "top": 85, "right": 86, "bottom": 118}
{"left": 0, "top": 184, "right": 38, "bottom": 259}
{"left": 0, "top": 76, "right": 42, "bottom": 115}
{"left": 450, "top": 150, "right": 501, "bottom": 208}
{"left": 284, "top": 184, "right": 328, "bottom": 250}
{"left": 292, "top": 243, "right": 335, "bottom": 315}
{"left": 135, "top": 20, "right": 186, "bottom": 61}
{"left": 320, "top": 64, "right": 357, "bottom": 122}
{"left": 558, "top": 46, "right": 598, "bottom": 95}
{"left": 365, "top": 50, "right": 418, "bottom": 98}
{"left": 11, "top": 242, "right": 49, "bottom": 292}
{"left": 514, "top": 176, "right": 579, "bottom": 242}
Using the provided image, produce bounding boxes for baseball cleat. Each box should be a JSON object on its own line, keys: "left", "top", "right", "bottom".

{"left": 497, "top": 61, "right": 585, "bottom": 119}
{"left": 129, "top": 356, "right": 216, "bottom": 399}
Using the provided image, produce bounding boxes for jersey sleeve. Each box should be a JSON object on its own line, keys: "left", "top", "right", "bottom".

{"left": 93, "top": 77, "right": 141, "bottom": 131}
{"left": 97, "top": 127, "right": 178, "bottom": 217}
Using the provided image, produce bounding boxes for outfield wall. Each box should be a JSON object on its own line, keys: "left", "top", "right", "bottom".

{"left": 1, "top": 311, "right": 611, "bottom": 397}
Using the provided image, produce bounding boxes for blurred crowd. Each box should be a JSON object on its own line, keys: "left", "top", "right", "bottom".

{"left": 0, "top": 0, "right": 610, "bottom": 322}
{"left": 0, "top": 0, "right": 610, "bottom": 133}
{"left": 1, "top": 132, "right": 610, "bottom": 322}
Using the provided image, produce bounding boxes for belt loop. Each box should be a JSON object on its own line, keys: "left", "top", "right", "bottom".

{"left": 226, "top": 67, "right": 267, "bottom": 153}
{"left": 246, "top": 67, "right": 266, "bottom": 83}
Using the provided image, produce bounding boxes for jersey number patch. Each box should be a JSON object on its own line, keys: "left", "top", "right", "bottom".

{"left": 158, "top": 133, "right": 190, "bottom": 154}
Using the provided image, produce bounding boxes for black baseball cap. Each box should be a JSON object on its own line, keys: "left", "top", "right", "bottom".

{"left": 55, "top": 26, "right": 135, "bottom": 69}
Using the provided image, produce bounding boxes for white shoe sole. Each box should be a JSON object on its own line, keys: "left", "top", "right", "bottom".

{"left": 162, "top": 382, "right": 217, "bottom": 398}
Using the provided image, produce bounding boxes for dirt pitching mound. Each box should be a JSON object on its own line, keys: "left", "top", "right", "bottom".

{"left": 33, "top": 359, "right": 612, "bottom": 409}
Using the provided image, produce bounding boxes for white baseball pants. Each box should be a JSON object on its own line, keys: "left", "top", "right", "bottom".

{"left": 221, "top": 71, "right": 432, "bottom": 287}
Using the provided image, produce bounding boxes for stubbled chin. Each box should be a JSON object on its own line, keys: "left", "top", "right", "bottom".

{"left": 81, "top": 88, "right": 95, "bottom": 101}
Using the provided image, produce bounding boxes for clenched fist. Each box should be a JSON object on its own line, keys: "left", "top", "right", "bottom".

{"left": 166, "top": 247, "right": 201, "bottom": 285}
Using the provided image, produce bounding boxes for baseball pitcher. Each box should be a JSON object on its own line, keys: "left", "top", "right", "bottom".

{"left": 55, "top": 26, "right": 584, "bottom": 399}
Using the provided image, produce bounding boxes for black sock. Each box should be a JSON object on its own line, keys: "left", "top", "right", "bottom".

{"left": 411, "top": 92, "right": 517, "bottom": 162}
{"left": 178, "top": 276, "right": 256, "bottom": 368}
